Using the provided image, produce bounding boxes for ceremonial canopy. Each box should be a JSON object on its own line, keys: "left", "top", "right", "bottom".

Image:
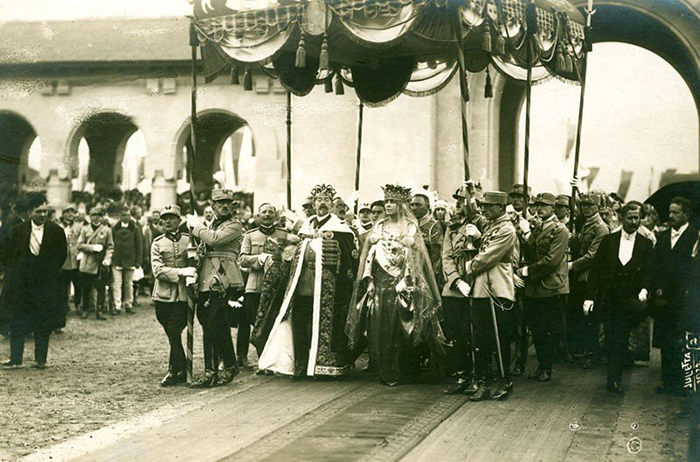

{"left": 192, "top": 0, "right": 588, "bottom": 106}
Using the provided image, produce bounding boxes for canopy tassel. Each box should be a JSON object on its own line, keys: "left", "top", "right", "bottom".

{"left": 482, "top": 23, "right": 492, "bottom": 53}
{"left": 565, "top": 53, "right": 573, "bottom": 73}
{"left": 556, "top": 49, "right": 566, "bottom": 73}
{"left": 495, "top": 33, "right": 505, "bottom": 55}
{"left": 324, "top": 76, "right": 333, "bottom": 93}
{"left": 335, "top": 73, "right": 345, "bottom": 95}
{"left": 295, "top": 31, "right": 307, "bottom": 68}
{"left": 319, "top": 33, "right": 330, "bottom": 71}
{"left": 230, "top": 65, "right": 240, "bottom": 85}
{"left": 484, "top": 67, "right": 493, "bottom": 99}
{"left": 243, "top": 68, "right": 253, "bottom": 91}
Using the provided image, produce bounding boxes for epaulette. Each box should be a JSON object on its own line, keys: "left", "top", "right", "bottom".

{"left": 244, "top": 228, "right": 258, "bottom": 234}
{"left": 153, "top": 234, "right": 167, "bottom": 242}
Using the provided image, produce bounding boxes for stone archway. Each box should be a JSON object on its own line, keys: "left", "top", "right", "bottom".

{"left": 174, "top": 110, "right": 251, "bottom": 192}
{"left": 0, "top": 111, "right": 39, "bottom": 189}
{"left": 496, "top": 0, "right": 700, "bottom": 188}
{"left": 68, "top": 112, "right": 140, "bottom": 192}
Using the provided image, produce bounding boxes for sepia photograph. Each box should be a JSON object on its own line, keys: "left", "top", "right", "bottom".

{"left": 0, "top": 0, "right": 698, "bottom": 460}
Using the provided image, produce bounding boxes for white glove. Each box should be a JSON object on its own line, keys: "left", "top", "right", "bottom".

{"left": 638, "top": 289, "right": 648, "bottom": 303}
{"left": 258, "top": 253, "right": 272, "bottom": 265}
{"left": 464, "top": 224, "right": 481, "bottom": 239}
{"left": 521, "top": 266, "right": 529, "bottom": 278}
{"left": 513, "top": 274, "right": 525, "bottom": 289}
{"left": 583, "top": 300, "right": 594, "bottom": 316}
{"left": 186, "top": 214, "right": 199, "bottom": 229}
{"left": 570, "top": 176, "right": 580, "bottom": 189}
{"left": 456, "top": 280, "right": 471, "bottom": 297}
{"left": 92, "top": 244, "right": 103, "bottom": 252}
{"left": 185, "top": 275, "right": 197, "bottom": 286}
{"left": 178, "top": 267, "right": 197, "bottom": 278}
{"left": 519, "top": 220, "right": 530, "bottom": 235}
{"left": 568, "top": 262, "right": 573, "bottom": 271}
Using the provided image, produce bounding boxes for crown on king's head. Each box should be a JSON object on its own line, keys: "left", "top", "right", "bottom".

{"left": 309, "top": 184, "right": 337, "bottom": 200}
{"left": 382, "top": 184, "right": 412, "bottom": 203}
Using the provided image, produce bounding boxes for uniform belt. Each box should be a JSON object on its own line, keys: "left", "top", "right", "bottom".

{"left": 206, "top": 251, "right": 238, "bottom": 259}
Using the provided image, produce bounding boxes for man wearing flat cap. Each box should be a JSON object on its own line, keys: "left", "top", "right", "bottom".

{"left": 554, "top": 195, "right": 571, "bottom": 228}
{"left": 517, "top": 193, "right": 569, "bottom": 382}
{"left": 77, "top": 206, "right": 114, "bottom": 320}
{"left": 59, "top": 204, "right": 84, "bottom": 315}
{"left": 186, "top": 189, "right": 245, "bottom": 387}
{"left": 259, "top": 184, "right": 358, "bottom": 379}
{"left": 151, "top": 205, "right": 197, "bottom": 386}
{"left": 568, "top": 192, "right": 609, "bottom": 369}
{"left": 464, "top": 191, "right": 518, "bottom": 401}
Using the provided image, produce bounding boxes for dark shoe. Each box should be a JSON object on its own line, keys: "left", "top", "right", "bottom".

{"left": 443, "top": 379, "right": 470, "bottom": 395}
{"left": 114, "top": 310, "right": 122, "bottom": 316}
{"left": 492, "top": 380, "right": 513, "bottom": 400}
{"left": 96, "top": 314, "right": 107, "bottom": 321}
{"left": 160, "top": 371, "right": 178, "bottom": 387}
{"left": 125, "top": 308, "right": 135, "bottom": 315}
{"left": 512, "top": 363, "right": 526, "bottom": 377}
{"left": 463, "top": 379, "right": 479, "bottom": 396}
{"left": 469, "top": 381, "right": 491, "bottom": 402}
{"left": 238, "top": 357, "right": 252, "bottom": 370}
{"left": 80, "top": 311, "right": 89, "bottom": 319}
{"left": 361, "top": 362, "right": 374, "bottom": 373}
{"left": 2, "top": 360, "right": 22, "bottom": 369}
{"left": 538, "top": 369, "right": 552, "bottom": 382}
{"left": 189, "top": 371, "right": 218, "bottom": 388}
{"left": 528, "top": 367, "right": 543, "bottom": 380}
{"left": 53, "top": 328, "right": 63, "bottom": 335}
{"left": 606, "top": 381, "right": 624, "bottom": 395}
{"left": 217, "top": 366, "right": 239, "bottom": 386}
{"left": 173, "top": 371, "right": 187, "bottom": 384}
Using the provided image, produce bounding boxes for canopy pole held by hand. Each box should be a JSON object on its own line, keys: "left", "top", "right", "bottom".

{"left": 453, "top": 10, "right": 471, "bottom": 183}
{"left": 286, "top": 91, "right": 292, "bottom": 210}
{"left": 354, "top": 102, "right": 364, "bottom": 214}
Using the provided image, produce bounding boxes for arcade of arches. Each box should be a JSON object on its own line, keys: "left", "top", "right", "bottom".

{"left": 0, "top": 0, "right": 698, "bottom": 211}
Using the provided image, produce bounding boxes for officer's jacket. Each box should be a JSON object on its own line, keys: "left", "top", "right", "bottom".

{"left": 419, "top": 215, "right": 445, "bottom": 289}
{"left": 151, "top": 232, "right": 190, "bottom": 303}
{"left": 238, "top": 226, "right": 298, "bottom": 293}
{"left": 61, "top": 221, "right": 83, "bottom": 271}
{"left": 192, "top": 217, "right": 244, "bottom": 292}
{"left": 466, "top": 214, "right": 517, "bottom": 301}
{"left": 571, "top": 213, "right": 609, "bottom": 283}
{"left": 441, "top": 216, "right": 488, "bottom": 298}
{"left": 77, "top": 223, "right": 114, "bottom": 275}
{"left": 523, "top": 216, "right": 569, "bottom": 298}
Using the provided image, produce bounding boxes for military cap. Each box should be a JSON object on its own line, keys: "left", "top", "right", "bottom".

{"left": 358, "top": 203, "right": 371, "bottom": 212}
{"left": 211, "top": 189, "right": 234, "bottom": 202}
{"left": 302, "top": 198, "right": 314, "bottom": 208}
{"left": 509, "top": 184, "right": 532, "bottom": 197}
{"left": 579, "top": 192, "right": 602, "bottom": 206}
{"left": 480, "top": 191, "right": 508, "bottom": 205}
{"left": 555, "top": 195, "right": 570, "bottom": 207}
{"left": 534, "top": 192, "right": 556, "bottom": 206}
{"left": 89, "top": 206, "right": 105, "bottom": 216}
{"left": 160, "top": 204, "right": 181, "bottom": 218}
{"left": 453, "top": 187, "right": 467, "bottom": 200}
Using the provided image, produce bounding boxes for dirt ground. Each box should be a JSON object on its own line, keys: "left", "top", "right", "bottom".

{"left": 0, "top": 295, "right": 226, "bottom": 461}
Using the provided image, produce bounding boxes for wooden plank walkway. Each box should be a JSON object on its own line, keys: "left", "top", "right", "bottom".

{"left": 24, "top": 355, "right": 691, "bottom": 462}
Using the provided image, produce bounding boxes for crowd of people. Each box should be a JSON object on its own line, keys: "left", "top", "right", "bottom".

{"left": 0, "top": 179, "right": 697, "bottom": 403}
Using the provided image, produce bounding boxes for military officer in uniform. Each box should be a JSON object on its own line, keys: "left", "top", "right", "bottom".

{"left": 187, "top": 189, "right": 245, "bottom": 387}
{"left": 554, "top": 195, "right": 571, "bottom": 228}
{"left": 150, "top": 205, "right": 196, "bottom": 386}
{"left": 517, "top": 193, "right": 569, "bottom": 382}
{"left": 238, "top": 203, "right": 299, "bottom": 369}
{"left": 410, "top": 191, "right": 445, "bottom": 290}
{"left": 441, "top": 186, "right": 488, "bottom": 395}
{"left": 464, "top": 191, "right": 518, "bottom": 401}
{"left": 509, "top": 184, "right": 531, "bottom": 376}
{"left": 568, "top": 192, "right": 609, "bottom": 368}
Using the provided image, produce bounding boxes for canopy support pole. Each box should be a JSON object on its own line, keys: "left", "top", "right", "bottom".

{"left": 354, "top": 102, "right": 364, "bottom": 214}
{"left": 569, "top": 56, "right": 588, "bottom": 231}
{"left": 453, "top": 10, "right": 471, "bottom": 182}
{"left": 186, "top": 20, "right": 199, "bottom": 386}
{"left": 523, "top": 1, "right": 538, "bottom": 217}
{"left": 286, "top": 91, "right": 292, "bottom": 210}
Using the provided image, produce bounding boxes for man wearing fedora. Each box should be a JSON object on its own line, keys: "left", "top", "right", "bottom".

{"left": 464, "top": 191, "right": 518, "bottom": 401}
{"left": 151, "top": 204, "right": 197, "bottom": 386}
{"left": 187, "top": 189, "right": 245, "bottom": 387}
{"left": 517, "top": 193, "right": 569, "bottom": 382}
{"left": 584, "top": 201, "right": 653, "bottom": 394}
{"left": 568, "top": 192, "right": 609, "bottom": 368}
{"left": 0, "top": 192, "right": 67, "bottom": 368}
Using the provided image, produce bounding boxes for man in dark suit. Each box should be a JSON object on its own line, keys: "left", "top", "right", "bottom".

{"left": 651, "top": 196, "right": 697, "bottom": 395}
{"left": 0, "top": 191, "right": 67, "bottom": 368}
{"left": 585, "top": 201, "right": 653, "bottom": 394}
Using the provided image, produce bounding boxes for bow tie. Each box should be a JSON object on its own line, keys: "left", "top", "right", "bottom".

{"left": 622, "top": 233, "right": 634, "bottom": 241}
{"left": 672, "top": 229, "right": 682, "bottom": 237}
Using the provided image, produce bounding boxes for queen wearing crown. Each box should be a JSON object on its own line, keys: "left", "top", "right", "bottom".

{"left": 346, "top": 184, "right": 445, "bottom": 386}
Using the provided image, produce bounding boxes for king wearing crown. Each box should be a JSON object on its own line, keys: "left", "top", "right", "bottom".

{"left": 258, "top": 184, "right": 359, "bottom": 378}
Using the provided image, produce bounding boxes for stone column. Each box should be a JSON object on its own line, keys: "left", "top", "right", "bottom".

{"left": 150, "top": 170, "right": 177, "bottom": 212}
{"left": 46, "top": 169, "right": 72, "bottom": 208}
